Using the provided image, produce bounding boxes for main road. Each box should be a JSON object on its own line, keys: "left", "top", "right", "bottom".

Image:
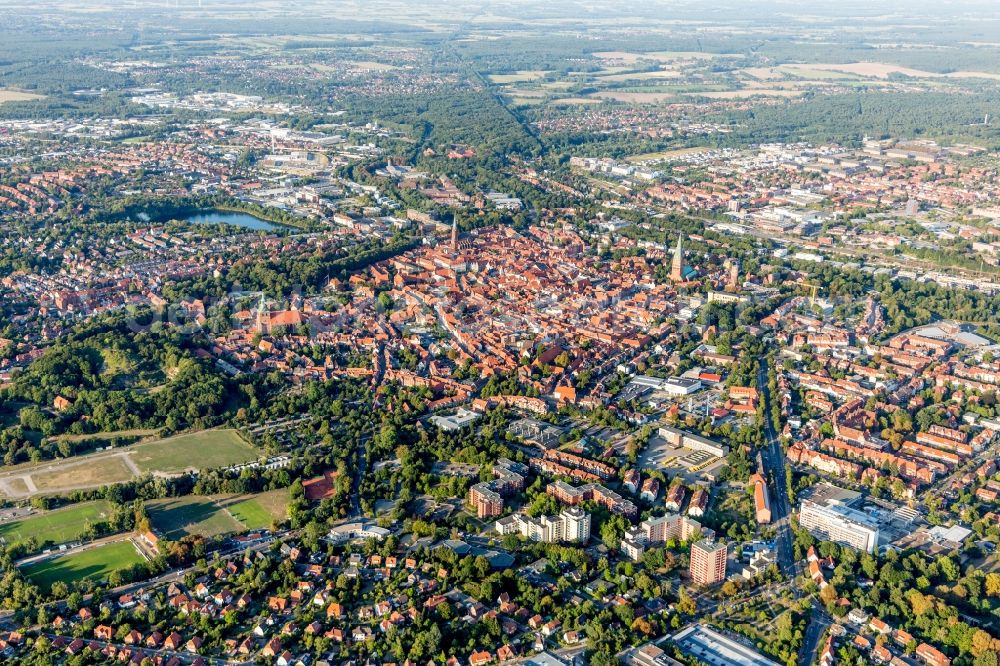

{"left": 756, "top": 357, "right": 798, "bottom": 580}
{"left": 759, "top": 356, "right": 839, "bottom": 666}
{"left": 798, "top": 606, "right": 833, "bottom": 665}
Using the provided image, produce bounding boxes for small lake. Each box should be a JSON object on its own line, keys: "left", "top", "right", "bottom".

{"left": 183, "top": 211, "right": 282, "bottom": 231}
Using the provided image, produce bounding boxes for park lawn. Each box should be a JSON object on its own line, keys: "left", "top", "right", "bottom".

{"left": 148, "top": 496, "right": 244, "bottom": 539}
{"left": 129, "top": 429, "right": 258, "bottom": 473}
{"left": 22, "top": 540, "right": 144, "bottom": 591}
{"left": 0, "top": 501, "right": 113, "bottom": 548}
{"left": 225, "top": 489, "right": 289, "bottom": 530}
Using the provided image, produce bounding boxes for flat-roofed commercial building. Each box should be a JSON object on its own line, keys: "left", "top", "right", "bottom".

{"left": 798, "top": 496, "right": 879, "bottom": 553}
{"left": 658, "top": 425, "right": 729, "bottom": 458}
{"left": 672, "top": 624, "right": 781, "bottom": 666}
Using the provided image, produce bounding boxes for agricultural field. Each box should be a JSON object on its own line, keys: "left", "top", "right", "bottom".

{"left": 742, "top": 62, "right": 1000, "bottom": 82}
{"left": 487, "top": 48, "right": 752, "bottom": 109}
{"left": 129, "top": 429, "right": 258, "bottom": 473}
{"left": 0, "top": 89, "right": 44, "bottom": 103}
{"left": 0, "top": 501, "right": 113, "bottom": 548}
{"left": 596, "top": 70, "right": 682, "bottom": 82}
{"left": 22, "top": 540, "right": 145, "bottom": 592}
{"left": 592, "top": 91, "right": 676, "bottom": 103}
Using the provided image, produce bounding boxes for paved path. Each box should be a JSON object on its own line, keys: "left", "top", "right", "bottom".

{"left": 121, "top": 452, "right": 142, "bottom": 476}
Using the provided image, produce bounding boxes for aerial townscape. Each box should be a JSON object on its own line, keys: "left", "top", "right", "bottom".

{"left": 4, "top": 1, "right": 1000, "bottom": 665}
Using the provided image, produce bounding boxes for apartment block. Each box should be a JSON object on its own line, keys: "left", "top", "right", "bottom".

{"left": 546, "top": 481, "right": 638, "bottom": 519}
{"left": 690, "top": 539, "right": 727, "bottom": 586}
{"left": 620, "top": 513, "right": 712, "bottom": 561}
{"left": 467, "top": 458, "right": 528, "bottom": 518}
{"left": 495, "top": 506, "right": 591, "bottom": 544}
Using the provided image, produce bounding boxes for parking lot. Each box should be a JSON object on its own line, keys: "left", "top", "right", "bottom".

{"left": 637, "top": 435, "right": 726, "bottom": 482}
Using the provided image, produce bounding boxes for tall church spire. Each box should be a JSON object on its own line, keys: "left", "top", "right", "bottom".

{"left": 256, "top": 292, "right": 267, "bottom": 334}
{"left": 670, "top": 231, "right": 685, "bottom": 282}
{"left": 451, "top": 217, "right": 458, "bottom": 251}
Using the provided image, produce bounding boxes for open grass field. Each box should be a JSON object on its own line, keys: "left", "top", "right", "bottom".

{"left": 129, "top": 429, "right": 257, "bottom": 473}
{"left": 32, "top": 456, "right": 135, "bottom": 491}
{"left": 0, "top": 428, "right": 260, "bottom": 500}
{"left": 22, "top": 540, "right": 144, "bottom": 591}
{"left": 226, "top": 499, "right": 273, "bottom": 530}
{"left": 148, "top": 496, "right": 244, "bottom": 539}
{"left": 0, "top": 501, "right": 113, "bottom": 547}
{"left": 797, "top": 62, "right": 937, "bottom": 78}
{"left": 150, "top": 489, "right": 289, "bottom": 537}
{"left": 224, "top": 489, "right": 289, "bottom": 530}
{"left": 488, "top": 69, "right": 549, "bottom": 83}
